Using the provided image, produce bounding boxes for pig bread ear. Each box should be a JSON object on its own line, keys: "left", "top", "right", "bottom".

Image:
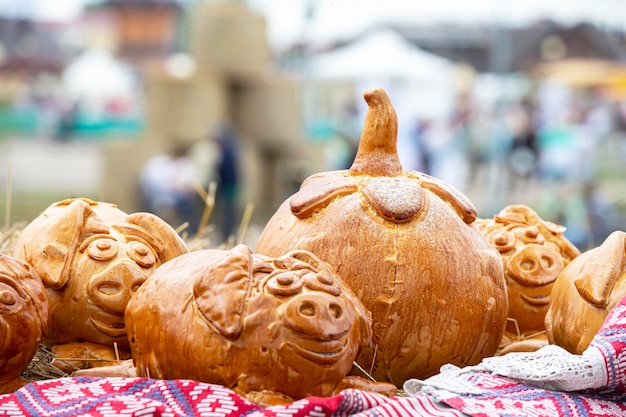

{"left": 18, "top": 199, "right": 101, "bottom": 289}
{"left": 122, "top": 212, "right": 189, "bottom": 262}
{"left": 193, "top": 244, "right": 252, "bottom": 339}
{"left": 574, "top": 231, "right": 626, "bottom": 308}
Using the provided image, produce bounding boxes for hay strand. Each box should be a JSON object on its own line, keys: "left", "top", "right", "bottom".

{"left": 4, "top": 165, "right": 11, "bottom": 230}
{"left": 236, "top": 203, "right": 254, "bottom": 246}
{"left": 21, "top": 346, "right": 69, "bottom": 382}
{"left": 194, "top": 180, "right": 217, "bottom": 240}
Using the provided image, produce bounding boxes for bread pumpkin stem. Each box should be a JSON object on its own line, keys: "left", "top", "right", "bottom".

{"left": 349, "top": 88, "right": 403, "bottom": 177}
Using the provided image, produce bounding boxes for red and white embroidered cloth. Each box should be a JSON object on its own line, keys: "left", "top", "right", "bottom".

{"left": 421, "top": 291, "right": 626, "bottom": 417}
{"left": 0, "top": 377, "right": 465, "bottom": 417}
{"left": 2, "top": 372, "right": 624, "bottom": 417}
{"left": 429, "top": 373, "right": 626, "bottom": 417}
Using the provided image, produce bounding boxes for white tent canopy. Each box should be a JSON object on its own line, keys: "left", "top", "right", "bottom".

{"left": 308, "top": 28, "right": 456, "bottom": 122}
{"left": 309, "top": 28, "right": 454, "bottom": 85}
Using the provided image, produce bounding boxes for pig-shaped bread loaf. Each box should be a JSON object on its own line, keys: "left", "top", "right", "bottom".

{"left": 475, "top": 205, "right": 580, "bottom": 354}
{"left": 255, "top": 88, "right": 508, "bottom": 385}
{"left": 11, "top": 198, "right": 188, "bottom": 370}
{"left": 125, "top": 244, "right": 395, "bottom": 406}
{"left": 0, "top": 252, "right": 48, "bottom": 394}
{"left": 545, "top": 230, "right": 626, "bottom": 354}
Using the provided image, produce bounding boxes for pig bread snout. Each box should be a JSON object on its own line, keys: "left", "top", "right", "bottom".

{"left": 281, "top": 292, "right": 352, "bottom": 340}
{"left": 88, "top": 261, "right": 147, "bottom": 315}
{"left": 507, "top": 244, "right": 563, "bottom": 286}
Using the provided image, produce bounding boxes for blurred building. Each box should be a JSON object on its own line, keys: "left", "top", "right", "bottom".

{"left": 0, "top": 17, "right": 67, "bottom": 74}
{"left": 395, "top": 20, "right": 626, "bottom": 74}
{"left": 84, "top": 0, "right": 182, "bottom": 69}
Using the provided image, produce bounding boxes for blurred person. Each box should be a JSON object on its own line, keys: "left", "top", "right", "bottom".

{"left": 465, "top": 107, "right": 492, "bottom": 186}
{"left": 55, "top": 100, "right": 80, "bottom": 142}
{"left": 615, "top": 100, "right": 626, "bottom": 166}
{"left": 538, "top": 108, "right": 608, "bottom": 250}
{"left": 412, "top": 118, "right": 433, "bottom": 175}
{"left": 418, "top": 95, "right": 471, "bottom": 191}
{"left": 574, "top": 89, "right": 616, "bottom": 182}
{"left": 397, "top": 116, "right": 424, "bottom": 173}
{"left": 324, "top": 136, "right": 357, "bottom": 171}
{"left": 536, "top": 112, "right": 578, "bottom": 183}
{"left": 212, "top": 124, "right": 242, "bottom": 242}
{"left": 465, "top": 103, "right": 513, "bottom": 213}
{"left": 582, "top": 181, "right": 617, "bottom": 250}
{"left": 419, "top": 118, "right": 468, "bottom": 191}
{"left": 188, "top": 131, "right": 222, "bottom": 221}
{"left": 139, "top": 143, "right": 199, "bottom": 233}
{"left": 505, "top": 99, "right": 540, "bottom": 193}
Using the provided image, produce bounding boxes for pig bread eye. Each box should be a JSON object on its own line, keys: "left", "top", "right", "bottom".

{"left": 516, "top": 225, "right": 546, "bottom": 245}
{"left": 87, "top": 238, "right": 119, "bottom": 261}
{"left": 302, "top": 272, "right": 341, "bottom": 296}
{"left": 266, "top": 272, "right": 303, "bottom": 296}
{"left": 525, "top": 225, "right": 539, "bottom": 238}
{"left": 0, "top": 283, "right": 19, "bottom": 314}
{"left": 126, "top": 241, "right": 157, "bottom": 268}
{"left": 252, "top": 259, "right": 274, "bottom": 274}
{"left": 490, "top": 230, "right": 515, "bottom": 253}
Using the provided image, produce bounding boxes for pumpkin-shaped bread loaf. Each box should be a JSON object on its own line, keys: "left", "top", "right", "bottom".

{"left": 255, "top": 88, "right": 508, "bottom": 385}
{"left": 0, "top": 252, "right": 48, "bottom": 394}
{"left": 545, "top": 230, "right": 626, "bottom": 354}
{"left": 475, "top": 205, "right": 580, "bottom": 354}
{"left": 11, "top": 198, "right": 188, "bottom": 369}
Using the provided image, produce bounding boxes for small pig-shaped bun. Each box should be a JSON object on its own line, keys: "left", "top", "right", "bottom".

{"left": 125, "top": 244, "right": 393, "bottom": 405}
{"left": 0, "top": 252, "right": 48, "bottom": 394}
{"left": 475, "top": 205, "right": 580, "bottom": 353}
{"left": 11, "top": 198, "right": 188, "bottom": 369}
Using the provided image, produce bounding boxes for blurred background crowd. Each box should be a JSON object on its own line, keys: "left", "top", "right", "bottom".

{"left": 0, "top": 0, "right": 625, "bottom": 250}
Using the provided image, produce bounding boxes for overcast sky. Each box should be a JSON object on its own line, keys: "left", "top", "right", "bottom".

{"left": 0, "top": 0, "right": 83, "bottom": 21}
{"left": 248, "top": 0, "right": 626, "bottom": 50}
{"left": 0, "top": 0, "right": 624, "bottom": 50}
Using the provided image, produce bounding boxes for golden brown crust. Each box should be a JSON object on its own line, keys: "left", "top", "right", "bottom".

{"left": 51, "top": 342, "right": 132, "bottom": 373}
{"left": 332, "top": 375, "right": 397, "bottom": 397}
{"left": 290, "top": 175, "right": 358, "bottom": 219}
{"left": 475, "top": 204, "right": 580, "bottom": 337}
{"left": 71, "top": 359, "right": 138, "bottom": 378}
{"left": 349, "top": 88, "right": 402, "bottom": 177}
{"left": 0, "top": 252, "right": 48, "bottom": 392}
{"left": 498, "top": 335, "right": 549, "bottom": 355}
{"left": 125, "top": 245, "right": 378, "bottom": 402}
{"left": 256, "top": 88, "right": 509, "bottom": 386}
{"left": 545, "top": 231, "right": 626, "bottom": 354}
{"left": 0, "top": 378, "right": 29, "bottom": 395}
{"left": 11, "top": 198, "right": 188, "bottom": 364}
